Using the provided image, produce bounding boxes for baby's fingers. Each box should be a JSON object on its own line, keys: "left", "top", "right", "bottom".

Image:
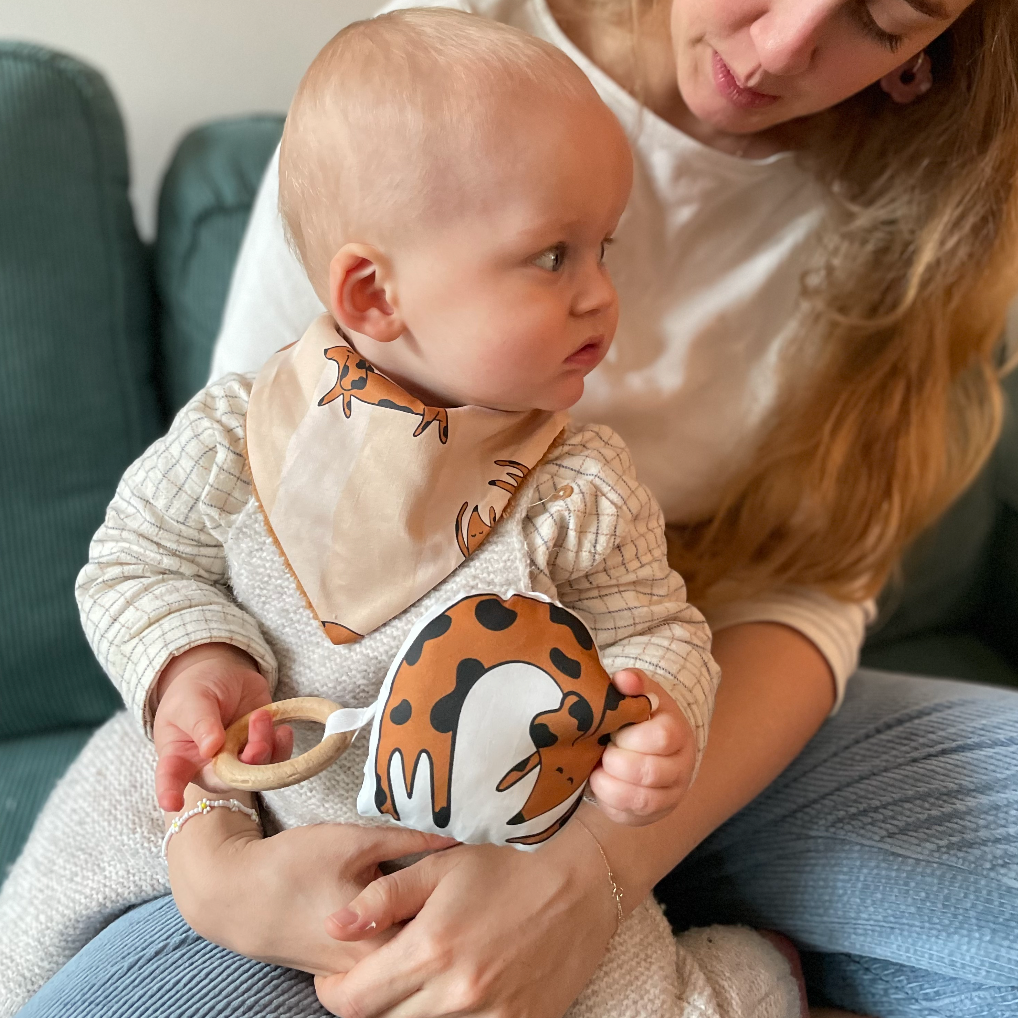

{"left": 238, "top": 709, "right": 293, "bottom": 765}
{"left": 272, "top": 722, "right": 294, "bottom": 764}
{"left": 155, "top": 738, "right": 203, "bottom": 812}
{"left": 587, "top": 766, "right": 682, "bottom": 826}
{"left": 612, "top": 704, "right": 693, "bottom": 756}
{"left": 600, "top": 743, "right": 692, "bottom": 789}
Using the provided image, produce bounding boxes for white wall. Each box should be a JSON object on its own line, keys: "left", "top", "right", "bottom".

{"left": 0, "top": 1, "right": 376, "bottom": 238}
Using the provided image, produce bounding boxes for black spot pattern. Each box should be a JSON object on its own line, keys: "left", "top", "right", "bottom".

{"left": 549, "top": 647, "right": 581, "bottom": 680}
{"left": 548, "top": 603, "right": 593, "bottom": 651}
{"left": 430, "top": 658, "right": 487, "bottom": 733}
{"left": 474, "top": 598, "right": 518, "bottom": 631}
{"left": 374, "top": 774, "right": 389, "bottom": 811}
{"left": 377, "top": 397, "right": 416, "bottom": 415}
{"left": 403, "top": 612, "right": 453, "bottom": 666}
{"left": 603, "top": 682, "right": 624, "bottom": 712}
{"left": 349, "top": 362, "right": 371, "bottom": 390}
{"left": 567, "top": 695, "right": 594, "bottom": 733}
{"left": 389, "top": 699, "right": 412, "bottom": 725}
{"left": 529, "top": 721, "right": 558, "bottom": 749}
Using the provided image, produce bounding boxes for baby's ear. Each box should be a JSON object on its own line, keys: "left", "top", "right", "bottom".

{"left": 329, "top": 243, "right": 404, "bottom": 342}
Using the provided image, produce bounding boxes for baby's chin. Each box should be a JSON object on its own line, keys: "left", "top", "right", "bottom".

{"left": 470, "top": 375, "right": 585, "bottom": 414}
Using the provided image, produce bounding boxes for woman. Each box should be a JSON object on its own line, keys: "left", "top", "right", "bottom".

{"left": 11, "top": 0, "right": 1018, "bottom": 1015}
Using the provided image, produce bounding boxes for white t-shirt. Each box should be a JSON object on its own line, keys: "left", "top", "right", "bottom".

{"left": 210, "top": 0, "right": 874, "bottom": 705}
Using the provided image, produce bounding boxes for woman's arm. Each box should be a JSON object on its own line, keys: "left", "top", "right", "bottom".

{"left": 584, "top": 621, "right": 836, "bottom": 906}
{"left": 316, "top": 621, "right": 837, "bottom": 1018}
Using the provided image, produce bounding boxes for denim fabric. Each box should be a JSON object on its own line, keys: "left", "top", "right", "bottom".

{"left": 18, "top": 669, "right": 1018, "bottom": 1018}
{"left": 657, "top": 669, "right": 1018, "bottom": 1016}
{"left": 16, "top": 895, "right": 330, "bottom": 1018}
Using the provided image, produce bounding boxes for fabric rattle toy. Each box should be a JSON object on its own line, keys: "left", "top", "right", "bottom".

{"left": 214, "top": 590, "right": 651, "bottom": 848}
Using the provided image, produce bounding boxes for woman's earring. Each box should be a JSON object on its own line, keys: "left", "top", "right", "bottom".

{"left": 879, "top": 51, "right": 933, "bottom": 104}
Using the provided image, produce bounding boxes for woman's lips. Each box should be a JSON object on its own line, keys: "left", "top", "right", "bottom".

{"left": 711, "top": 51, "right": 779, "bottom": 110}
{"left": 565, "top": 336, "right": 605, "bottom": 368}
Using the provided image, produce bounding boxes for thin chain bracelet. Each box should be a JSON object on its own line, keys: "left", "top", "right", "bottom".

{"left": 575, "top": 818, "right": 624, "bottom": 935}
{"left": 161, "top": 798, "right": 260, "bottom": 859}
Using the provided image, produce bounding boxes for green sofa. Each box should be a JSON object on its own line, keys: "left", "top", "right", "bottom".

{"left": 1, "top": 41, "right": 1016, "bottom": 888}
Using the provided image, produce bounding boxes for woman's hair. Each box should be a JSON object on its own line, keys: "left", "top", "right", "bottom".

{"left": 595, "top": 0, "right": 1018, "bottom": 607}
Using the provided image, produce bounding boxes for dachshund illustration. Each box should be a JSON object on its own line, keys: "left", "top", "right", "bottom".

{"left": 371, "top": 593, "right": 651, "bottom": 845}
{"left": 455, "top": 461, "right": 529, "bottom": 558}
{"left": 319, "top": 346, "right": 449, "bottom": 443}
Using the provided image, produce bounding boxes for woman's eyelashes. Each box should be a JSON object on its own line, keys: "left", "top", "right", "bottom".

{"left": 532, "top": 237, "right": 615, "bottom": 272}
{"left": 850, "top": 1, "right": 905, "bottom": 52}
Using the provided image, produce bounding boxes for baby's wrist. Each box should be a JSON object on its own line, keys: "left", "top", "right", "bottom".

{"left": 154, "top": 642, "right": 260, "bottom": 709}
{"left": 163, "top": 783, "right": 261, "bottom": 864}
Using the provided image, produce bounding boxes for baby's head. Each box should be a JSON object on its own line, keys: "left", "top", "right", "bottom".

{"left": 279, "top": 8, "right": 632, "bottom": 413}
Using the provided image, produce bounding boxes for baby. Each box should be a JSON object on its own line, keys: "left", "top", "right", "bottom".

{"left": 145, "top": 7, "right": 712, "bottom": 835}
{"left": 75, "top": 8, "right": 804, "bottom": 1018}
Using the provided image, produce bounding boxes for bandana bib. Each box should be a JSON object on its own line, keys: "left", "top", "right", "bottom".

{"left": 246, "top": 315, "right": 568, "bottom": 642}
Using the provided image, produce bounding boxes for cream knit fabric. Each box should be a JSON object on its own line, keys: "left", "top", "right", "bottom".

{"left": 0, "top": 377, "right": 800, "bottom": 1017}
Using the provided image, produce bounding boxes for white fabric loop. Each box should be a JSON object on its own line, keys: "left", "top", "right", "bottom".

{"left": 323, "top": 703, "right": 379, "bottom": 740}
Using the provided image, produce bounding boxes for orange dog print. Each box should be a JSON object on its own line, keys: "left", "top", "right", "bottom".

{"left": 319, "top": 346, "right": 449, "bottom": 443}
{"left": 370, "top": 593, "right": 651, "bottom": 845}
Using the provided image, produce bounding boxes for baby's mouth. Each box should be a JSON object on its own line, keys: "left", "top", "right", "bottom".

{"left": 565, "top": 335, "right": 604, "bottom": 368}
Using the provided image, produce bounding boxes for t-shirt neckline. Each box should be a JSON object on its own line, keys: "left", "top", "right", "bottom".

{"left": 527, "top": 0, "right": 796, "bottom": 173}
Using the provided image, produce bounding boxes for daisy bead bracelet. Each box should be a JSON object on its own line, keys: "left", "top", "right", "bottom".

{"left": 161, "top": 798, "right": 260, "bottom": 859}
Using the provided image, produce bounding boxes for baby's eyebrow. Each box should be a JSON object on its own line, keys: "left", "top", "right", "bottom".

{"left": 900, "top": 0, "right": 950, "bottom": 20}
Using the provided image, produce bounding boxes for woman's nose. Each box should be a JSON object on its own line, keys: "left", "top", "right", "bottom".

{"left": 748, "top": 0, "right": 831, "bottom": 76}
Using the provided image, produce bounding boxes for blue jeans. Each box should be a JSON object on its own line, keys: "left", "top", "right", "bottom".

{"left": 18, "top": 670, "right": 1018, "bottom": 1018}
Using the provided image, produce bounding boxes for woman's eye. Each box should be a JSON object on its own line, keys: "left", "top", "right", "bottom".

{"left": 851, "top": 1, "right": 904, "bottom": 52}
{"left": 533, "top": 244, "right": 566, "bottom": 272}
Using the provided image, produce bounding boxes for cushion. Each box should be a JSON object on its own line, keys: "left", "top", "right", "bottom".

{"left": 860, "top": 632, "right": 1017, "bottom": 689}
{"left": 154, "top": 116, "right": 284, "bottom": 415}
{"left": 0, "top": 727, "right": 94, "bottom": 884}
{"left": 0, "top": 44, "right": 161, "bottom": 740}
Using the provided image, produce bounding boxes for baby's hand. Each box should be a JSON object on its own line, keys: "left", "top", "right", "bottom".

{"left": 153, "top": 643, "right": 293, "bottom": 812}
{"left": 587, "top": 669, "right": 696, "bottom": 827}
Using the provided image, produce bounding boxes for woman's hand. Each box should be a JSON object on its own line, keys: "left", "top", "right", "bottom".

{"left": 166, "top": 782, "right": 455, "bottom": 976}
{"left": 315, "top": 811, "right": 618, "bottom": 1018}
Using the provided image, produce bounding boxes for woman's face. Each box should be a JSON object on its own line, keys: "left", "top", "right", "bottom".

{"left": 671, "top": 0, "right": 976, "bottom": 134}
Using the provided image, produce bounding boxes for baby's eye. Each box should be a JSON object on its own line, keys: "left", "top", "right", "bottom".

{"left": 599, "top": 237, "right": 615, "bottom": 264}
{"left": 533, "top": 243, "right": 567, "bottom": 272}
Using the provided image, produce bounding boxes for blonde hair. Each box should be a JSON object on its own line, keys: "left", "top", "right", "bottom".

{"left": 278, "top": 7, "right": 594, "bottom": 301}
{"left": 653, "top": 1, "right": 1018, "bottom": 607}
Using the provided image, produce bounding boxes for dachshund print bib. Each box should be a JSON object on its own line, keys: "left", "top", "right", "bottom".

{"left": 245, "top": 315, "right": 567, "bottom": 642}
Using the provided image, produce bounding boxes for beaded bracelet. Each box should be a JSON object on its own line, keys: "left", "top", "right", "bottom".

{"left": 161, "top": 797, "right": 260, "bottom": 859}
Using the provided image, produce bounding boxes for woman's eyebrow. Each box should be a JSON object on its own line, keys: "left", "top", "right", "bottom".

{"left": 902, "top": 0, "right": 950, "bottom": 19}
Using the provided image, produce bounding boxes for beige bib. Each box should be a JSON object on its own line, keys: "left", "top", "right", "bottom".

{"left": 246, "top": 315, "right": 566, "bottom": 643}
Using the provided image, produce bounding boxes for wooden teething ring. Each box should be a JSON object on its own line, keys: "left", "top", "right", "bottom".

{"left": 213, "top": 697, "right": 353, "bottom": 791}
